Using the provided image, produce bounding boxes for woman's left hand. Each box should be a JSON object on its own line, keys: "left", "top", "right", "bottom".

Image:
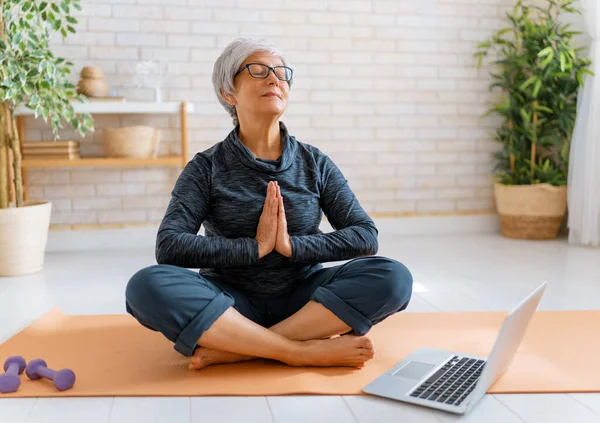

{"left": 274, "top": 182, "right": 292, "bottom": 258}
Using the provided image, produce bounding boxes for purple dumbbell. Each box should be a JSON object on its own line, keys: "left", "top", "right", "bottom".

{"left": 26, "top": 359, "right": 75, "bottom": 391}
{"left": 0, "top": 356, "right": 27, "bottom": 393}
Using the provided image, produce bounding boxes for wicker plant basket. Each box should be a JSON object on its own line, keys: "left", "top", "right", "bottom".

{"left": 0, "top": 201, "right": 52, "bottom": 276}
{"left": 103, "top": 126, "right": 161, "bottom": 158}
{"left": 494, "top": 183, "right": 567, "bottom": 240}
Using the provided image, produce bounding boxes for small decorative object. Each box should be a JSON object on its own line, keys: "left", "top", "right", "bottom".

{"left": 133, "top": 58, "right": 170, "bottom": 103}
{"left": 76, "top": 66, "right": 110, "bottom": 98}
{"left": 103, "top": 126, "right": 161, "bottom": 159}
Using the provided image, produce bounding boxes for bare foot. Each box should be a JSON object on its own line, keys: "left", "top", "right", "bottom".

{"left": 288, "top": 335, "right": 375, "bottom": 368}
{"left": 188, "top": 347, "right": 255, "bottom": 370}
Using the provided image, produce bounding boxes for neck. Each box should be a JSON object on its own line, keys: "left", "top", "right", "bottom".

{"left": 237, "top": 118, "right": 282, "bottom": 161}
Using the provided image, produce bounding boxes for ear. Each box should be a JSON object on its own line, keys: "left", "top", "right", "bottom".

{"left": 221, "top": 87, "right": 237, "bottom": 106}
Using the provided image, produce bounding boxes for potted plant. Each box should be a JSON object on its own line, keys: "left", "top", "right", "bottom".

{"left": 0, "top": 0, "right": 94, "bottom": 276}
{"left": 474, "top": 0, "right": 593, "bottom": 239}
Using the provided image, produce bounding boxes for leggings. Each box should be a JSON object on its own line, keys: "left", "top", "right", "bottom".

{"left": 125, "top": 256, "right": 413, "bottom": 357}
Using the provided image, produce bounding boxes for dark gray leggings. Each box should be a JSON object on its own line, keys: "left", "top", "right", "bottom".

{"left": 125, "top": 256, "right": 413, "bottom": 357}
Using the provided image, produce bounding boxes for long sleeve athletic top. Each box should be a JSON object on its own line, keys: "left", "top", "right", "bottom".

{"left": 155, "top": 121, "right": 378, "bottom": 299}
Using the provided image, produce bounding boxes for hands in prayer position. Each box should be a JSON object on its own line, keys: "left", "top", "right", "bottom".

{"left": 256, "top": 181, "right": 292, "bottom": 259}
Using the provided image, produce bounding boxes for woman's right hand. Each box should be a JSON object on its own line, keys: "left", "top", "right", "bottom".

{"left": 256, "top": 181, "right": 279, "bottom": 259}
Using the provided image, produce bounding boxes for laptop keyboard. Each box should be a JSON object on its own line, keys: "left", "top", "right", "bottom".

{"left": 409, "top": 356, "right": 486, "bottom": 406}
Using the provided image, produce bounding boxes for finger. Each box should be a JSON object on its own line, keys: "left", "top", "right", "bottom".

{"left": 280, "top": 196, "right": 286, "bottom": 224}
{"left": 270, "top": 182, "right": 275, "bottom": 204}
{"left": 272, "top": 183, "right": 278, "bottom": 214}
{"left": 263, "top": 182, "right": 272, "bottom": 210}
{"left": 278, "top": 195, "right": 282, "bottom": 217}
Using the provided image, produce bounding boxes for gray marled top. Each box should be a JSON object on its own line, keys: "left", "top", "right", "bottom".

{"left": 155, "top": 121, "right": 378, "bottom": 298}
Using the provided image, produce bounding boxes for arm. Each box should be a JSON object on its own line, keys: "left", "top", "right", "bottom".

{"left": 155, "top": 155, "right": 260, "bottom": 268}
{"left": 289, "top": 153, "right": 378, "bottom": 263}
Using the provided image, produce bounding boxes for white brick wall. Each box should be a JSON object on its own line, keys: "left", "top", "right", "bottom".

{"left": 22, "top": 0, "right": 529, "bottom": 228}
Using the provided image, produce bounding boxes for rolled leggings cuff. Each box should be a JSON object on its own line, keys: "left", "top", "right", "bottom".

{"left": 174, "top": 292, "right": 234, "bottom": 357}
{"left": 311, "top": 286, "right": 373, "bottom": 336}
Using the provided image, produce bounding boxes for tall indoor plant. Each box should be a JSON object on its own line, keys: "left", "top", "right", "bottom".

{"left": 474, "top": 0, "right": 593, "bottom": 239}
{"left": 0, "top": 0, "right": 94, "bottom": 276}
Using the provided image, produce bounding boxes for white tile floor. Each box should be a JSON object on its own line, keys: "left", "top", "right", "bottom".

{"left": 1, "top": 230, "right": 600, "bottom": 422}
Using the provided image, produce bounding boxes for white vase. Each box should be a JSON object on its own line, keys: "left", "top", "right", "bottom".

{"left": 0, "top": 201, "right": 52, "bottom": 276}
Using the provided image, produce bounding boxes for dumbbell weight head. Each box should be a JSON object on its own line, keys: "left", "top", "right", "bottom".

{"left": 0, "top": 356, "right": 27, "bottom": 394}
{"left": 26, "top": 358, "right": 76, "bottom": 391}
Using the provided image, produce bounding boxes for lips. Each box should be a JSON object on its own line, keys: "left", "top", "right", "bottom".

{"left": 263, "top": 93, "right": 281, "bottom": 99}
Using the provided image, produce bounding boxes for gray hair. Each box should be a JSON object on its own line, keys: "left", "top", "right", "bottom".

{"left": 212, "top": 37, "right": 293, "bottom": 127}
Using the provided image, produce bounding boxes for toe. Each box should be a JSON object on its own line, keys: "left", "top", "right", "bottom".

{"left": 359, "top": 336, "right": 374, "bottom": 350}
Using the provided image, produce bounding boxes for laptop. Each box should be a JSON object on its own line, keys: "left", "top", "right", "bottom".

{"left": 362, "top": 281, "right": 547, "bottom": 415}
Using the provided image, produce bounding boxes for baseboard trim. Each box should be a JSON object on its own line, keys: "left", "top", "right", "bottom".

{"left": 46, "top": 214, "right": 500, "bottom": 252}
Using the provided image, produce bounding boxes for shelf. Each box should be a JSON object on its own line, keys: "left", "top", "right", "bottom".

{"left": 14, "top": 101, "right": 194, "bottom": 116}
{"left": 21, "top": 156, "right": 184, "bottom": 168}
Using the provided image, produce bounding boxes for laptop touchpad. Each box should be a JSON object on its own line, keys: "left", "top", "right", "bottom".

{"left": 393, "top": 361, "right": 435, "bottom": 380}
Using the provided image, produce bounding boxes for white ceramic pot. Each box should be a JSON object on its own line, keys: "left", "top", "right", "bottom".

{"left": 0, "top": 201, "right": 52, "bottom": 276}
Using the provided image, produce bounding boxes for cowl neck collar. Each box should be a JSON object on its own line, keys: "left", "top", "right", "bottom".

{"left": 223, "top": 121, "right": 297, "bottom": 174}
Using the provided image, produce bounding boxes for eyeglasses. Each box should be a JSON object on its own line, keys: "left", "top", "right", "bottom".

{"left": 234, "top": 63, "right": 294, "bottom": 82}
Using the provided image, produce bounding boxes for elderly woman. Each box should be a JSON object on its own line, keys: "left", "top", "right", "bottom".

{"left": 125, "top": 37, "right": 413, "bottom": 370}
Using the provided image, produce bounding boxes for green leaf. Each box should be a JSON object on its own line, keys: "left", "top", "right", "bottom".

{"left": 536, "top": 105, "right": 553, "bottom": 113}
{"left": 39, "top": 2, "right": 48, "bottom": 11}
{"left": 66, "top": 16, "right": 78, "bottom": 24}
{"left": 559, "top": 52, "right": 566, "bottom": 71}
{"left": 73, "top": 2, "right": 82, "bottom": 11}
{"left": 520, "top": 76, "right": 537, "bottom": 91}
{"left": 67, "top": 25, "right": 76, "bottom": 34}
{"left": 22, "top": 1, "right": 33, "bottom": 12}
{"left": 51, "top": 3, "right": 60, "bottom": 13}
{"left": 0, "top": 40, "right": 5, "bottom": 50}
{"left": 61, "top": 0, "right": 70, "bottom": 13}
{"left": 538, "top": 46, "right": 553, "bottom": 57}
{"left": 26, "top": 13, "right": 34, "bottom": 20}
{"left": 540, "top": 51, "right": 554, "bottom": 67}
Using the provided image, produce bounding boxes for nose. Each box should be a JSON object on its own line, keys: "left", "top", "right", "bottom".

{"left": 266, "top": 69, "right": 279, "bottom": 86}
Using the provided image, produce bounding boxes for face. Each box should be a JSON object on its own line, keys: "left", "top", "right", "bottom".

{"left": 224, "top": 52, "right": 290, "bottom": 123}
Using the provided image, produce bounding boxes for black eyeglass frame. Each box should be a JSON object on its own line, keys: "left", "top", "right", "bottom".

{"left": 234, "top": 63, "right": 294, "bottom": 82}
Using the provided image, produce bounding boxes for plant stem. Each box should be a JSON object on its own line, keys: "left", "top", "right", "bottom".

{"left": 0, "top": 2, "right": 7, "bottom": 208}
{"left": 531, "top": 100, "right": 538, "bottom": 183}
{"left": 6, "top": 106, "right": 23, "bottom": 207}
{"left": 508, "top": 120, "right": 515, "bottom": 176}
{"left": 0, "top": 105, "right": 7, "bottom": 209}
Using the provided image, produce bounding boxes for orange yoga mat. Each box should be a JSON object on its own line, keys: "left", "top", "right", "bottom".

{"left": 0, "top": 307, "right": 597, "bottom": 398}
